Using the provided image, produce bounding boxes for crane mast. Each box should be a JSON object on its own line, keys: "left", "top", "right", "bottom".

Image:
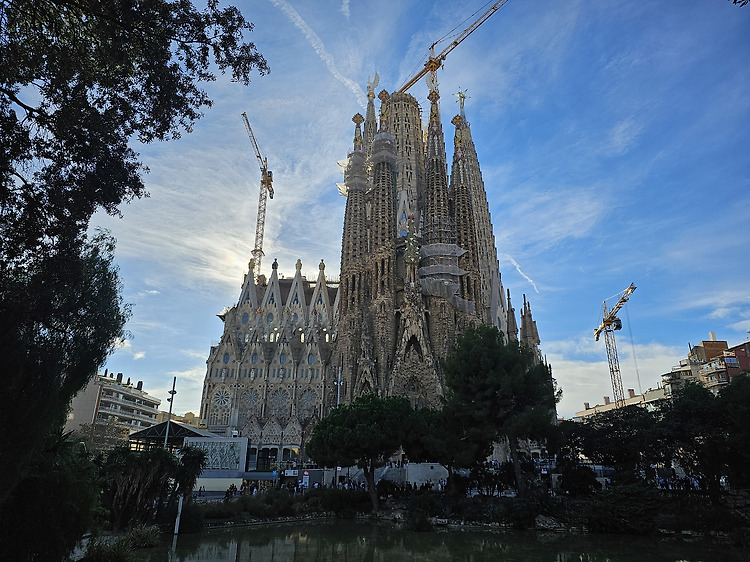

{"left": 398, "top": 0, "right": 511, "bottom": 93}
{"left": 594, "top": 283, "right": 636, "bottom": 409}
{"left": 241, "top": 112, "right": 274, "bottom": 279}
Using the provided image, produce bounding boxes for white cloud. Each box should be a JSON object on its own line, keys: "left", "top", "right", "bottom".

{"left": 505, "top": 254, "right": 539, "bottom": 293}
{"left": 269, "top": 0, "right": 366, "bottom": 107}
{"left": 549, "top": 339, "right": 683, "bottom": 418}
{"left": 604, "top": 117, "right": 643, "bottom": 155}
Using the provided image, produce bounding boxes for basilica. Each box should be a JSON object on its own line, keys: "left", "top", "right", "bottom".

{"left": 199, "top": 77, "right": 542, "bottom": 469}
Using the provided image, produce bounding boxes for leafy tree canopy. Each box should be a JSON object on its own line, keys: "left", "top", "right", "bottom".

{"left": 98, "top": 445, "right": 207, "bottom": 530}
{"left": 0, "top": 431, "right": 100, "bottom": 561}
{"left": 657, "top": 382, "right": 729, "bottom": 502}
{"left": 718, "top": 373, "right": 750, "bottom": 487}
{"left": 306, "top": 394, "right": 412, "bottom": 512}
{"left": 440, "top": 325, "right": 560, "bottom": 495}
{"left": 0, "top": 0, "right": 267, "bottom": 508}
{"left": 572, "top": 404, "right": 661, "bottom": 476}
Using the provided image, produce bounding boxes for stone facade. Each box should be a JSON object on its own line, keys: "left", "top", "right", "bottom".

{"left": 199, "top": 78, "right": 541, "bottom": 467}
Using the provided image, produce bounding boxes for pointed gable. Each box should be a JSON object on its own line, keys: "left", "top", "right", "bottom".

{"left": 283, "top": 259, "right": 308, "bottom": 329}
{"left": 238, "top": 260, "right": 259, "bottom": 307}
{"left": 309, "top": 259, "right": 333, "bottom": 330}
{"left": 260, "top": 259, "right": 283, "bottom": 333}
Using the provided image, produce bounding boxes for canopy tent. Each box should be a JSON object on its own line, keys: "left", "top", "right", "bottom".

{"left": 128, "top": 420, "right": 217, "bottom": 452}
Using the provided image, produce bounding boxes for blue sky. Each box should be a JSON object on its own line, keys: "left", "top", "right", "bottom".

{"left": 92, "top": 0, "right": 750, "bottom": 419}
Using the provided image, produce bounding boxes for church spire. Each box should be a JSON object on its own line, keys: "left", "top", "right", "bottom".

{"left": 448, "top": 91, "right": 505, "bottom": 327}
{"left": 520, "top": 294, "right": 542, "bottom": 363}
{"left": 450, "top": 113, "right": 482, "bottom": 311}
{"left": 339, "top": 114, "right": 368, "bottom": 283}
{"left": 364, "top": 73, "right": 379, "bottom": 158}
{"left": 378, "top": 89, "right": 390, "bottom": 133}
{"left": 422, "top": 89, "right": 451, "bottom": 246}
{"left": 506, "top": 289, "right": 518, "bottom": 342}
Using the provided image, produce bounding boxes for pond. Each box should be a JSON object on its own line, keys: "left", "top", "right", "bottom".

{"left": 142, "top": 520, "right": 746, "bottom": 561}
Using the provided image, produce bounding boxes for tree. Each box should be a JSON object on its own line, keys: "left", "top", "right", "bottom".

{"left": 75, "top": 419, "right": 131, "bottom": 454}
{"left": 306, "top": 394, "right": 412, "bottom": 512}
{"left": 0, "top": 432, "right": 100, "bottom": 561}
{"left": 98, "top": 445, "right": 207, "bottom": 530}
{"left": 0, "top": 231, "right": 128, "bottom": 508}
{"left": 440, "top": 325, "right": 560, "bottom": 497}
{"left": 718, "top": 373, "right": 750, "bottom": 488}
{"left": 659, "top": 383, "right": 729, "bottom": 503}
{"left": 0, "top": 0, "right": 268, "bottom": 507}
{"left": 572, "top": 405, "right": 661, "bottom": 480}
{"left": 402, "top": 403, "right": 494, "bottom": 490}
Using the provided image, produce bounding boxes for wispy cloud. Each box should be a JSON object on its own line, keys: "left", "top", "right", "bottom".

{"left": 505, "top": 255, "right": 539, "bottom": 293}
{"left": 604, "top": 117, "right": 643, "bottom": 155}
{"left": 269, "top": 0, "right": 366, "bottom": 107}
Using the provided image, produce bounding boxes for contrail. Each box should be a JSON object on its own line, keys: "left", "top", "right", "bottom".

{"left": 270, "top": 0, "right": 366, "bottom": 107}
{"left": 341, "top": 1, "right": 350, "bottom": 18}
{"left": 507, "top": 255, "right": 539, "bottom": 293}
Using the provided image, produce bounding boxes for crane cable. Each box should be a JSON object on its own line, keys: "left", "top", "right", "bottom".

{"left": 432, "top": 0, "right": 498, "bottom": 47}
{"left": 625, "top": 305, "right": 642, "bottom": 395}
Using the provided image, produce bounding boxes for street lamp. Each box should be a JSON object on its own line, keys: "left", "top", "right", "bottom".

{"left": 164, "top": 376, "right": 177, "bottom": 448}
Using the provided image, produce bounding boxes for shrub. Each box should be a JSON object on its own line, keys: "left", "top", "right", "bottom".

{"left": 177, "top": 501, "right": 205, "bottom": 533}
{"left": 303, "top": 488, "right": 371, "bottom": 518}
{"left": 81, "top": 537, "right": 135, "bottom": 562}
{"left": 126, "top": 525, "right": 160, "bottom": 547}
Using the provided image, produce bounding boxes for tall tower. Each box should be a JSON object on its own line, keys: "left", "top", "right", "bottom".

{"left": 331, "top": 77, "right": 540, "bottom": 409}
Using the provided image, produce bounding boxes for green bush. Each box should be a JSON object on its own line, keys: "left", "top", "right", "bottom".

{"left": 177, "top": 501, "right": 205, "bottom": 533}
{"left": 302, "top": 488, "right": 371, "bottom": 518}
{"left": 126, "top": 525, "right": 160, "bottom": 547}
{"left": 202, "top": 500, "right": 241, "bottom": 520}
{"left": 81, "top": 537, "right": 135, "bottom": 562}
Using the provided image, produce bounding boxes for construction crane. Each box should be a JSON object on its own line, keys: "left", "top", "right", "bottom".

{"left": 593, "top": 283, "right": 636, "bottom": 409}
{"left": 398, "top": 0, "right": 512, "bottom": 93}
{"left": 241, "top": 112, "right": 274, "bottom": 278}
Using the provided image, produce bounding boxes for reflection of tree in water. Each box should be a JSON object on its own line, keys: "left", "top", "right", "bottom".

{"left": 146, "top": 520, "right": 733, "bottom": 561}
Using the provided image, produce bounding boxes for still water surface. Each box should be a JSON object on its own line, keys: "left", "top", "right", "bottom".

{"left": 145, "top": 520, "right": 745, "bottom": 561}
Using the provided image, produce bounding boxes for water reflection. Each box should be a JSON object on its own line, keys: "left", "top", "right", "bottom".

{"left": 144, "top": 520, "right": 741, "bottom": 562}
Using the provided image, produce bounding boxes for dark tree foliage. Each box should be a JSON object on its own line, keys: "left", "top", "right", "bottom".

{"left": 658, "top": 383, "right": 729, "bottom": 503}
{"left": 0, "top": 232, "right": 128, "bottom": 507}
{"left": 440, "top": 325, "right": 560, "bottom": 496}
{"left": 402, "top": 402, "right": 493, "bottom": 489}
{"left": 306, "top": 394, "right": 412, "bottom": 512}
{"left": 719, "top": 373, "right": 750, "bottom": 488}
{"left": 572, "top": 404, "right": 661, "bottom": 479}
{"left": 98, "top": 445, "right": 207, "bottom": 530}
{"left": 0, "top": 432, "right": 100, "bottom": 561}
{"left": 0, "top": 0, "right": 268, "bottom": 507}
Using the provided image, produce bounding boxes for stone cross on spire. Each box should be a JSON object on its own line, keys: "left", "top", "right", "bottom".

{"left": 352, "top": 113, "right": 364, "bottom": 151}
{"left": 455, "top": 88, "right": 470, "bottom": 118}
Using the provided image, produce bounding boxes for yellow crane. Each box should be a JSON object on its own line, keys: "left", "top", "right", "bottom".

{"left": 241, "top": 112, "right": 274, "bottom": 278}
{"left": 398, "top": 0, "right": 512, "bottom": 93}
{"left": 593, "top": 283, "right": 636, "bottom": 409}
